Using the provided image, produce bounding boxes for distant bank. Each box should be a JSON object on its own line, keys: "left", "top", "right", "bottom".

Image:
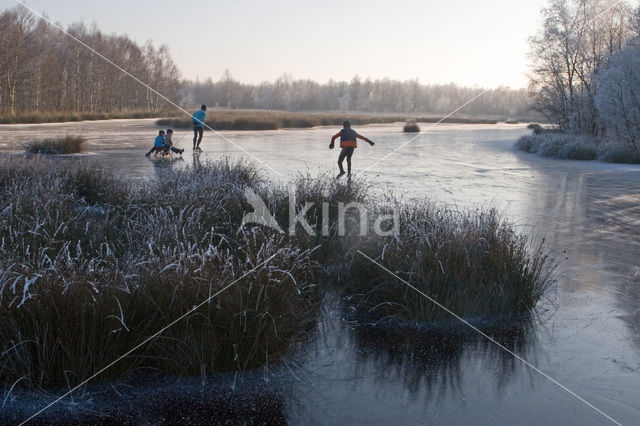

{"left": 0, "top": 111, "right": 159, "bottom": 125}
{"left": 0, "top": 109, "right": 538, "bottom": 130}
{"left": 155, "top": 110, "right": 513, "bottom": 131}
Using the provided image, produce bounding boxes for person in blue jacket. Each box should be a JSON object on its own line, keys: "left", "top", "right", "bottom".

{"left": 192, "top": 104, "right": 207, "bottom": 151}
{"left": 145, "top": 130, "right": 166, "bottom": 157}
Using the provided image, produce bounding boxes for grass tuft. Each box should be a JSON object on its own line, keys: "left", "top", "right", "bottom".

{"left": 0, "top": 157, "right": 321, "bottom": 390}
{"left": 403, "top": 120, "right": 421, "bottom": 133}
{"left": 25, "top": 136, "right": 86, "bottom": 155}
{"left": 340, "top": 202, "right": 556, "bottom": 324}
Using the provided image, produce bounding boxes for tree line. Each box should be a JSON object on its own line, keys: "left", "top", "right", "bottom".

{"left": 0, "top": 4, "right": 530, "bottom": 120}
{"left": 0, "top": 6, "right": 180, "bottom": 117}
{"left": 180, "top": 70, "right": 531, "bottom": 117}
{"left": 528, "top": 0, "right": 640, "bottom": 149}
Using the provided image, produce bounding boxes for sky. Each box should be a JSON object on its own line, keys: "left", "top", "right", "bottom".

{"left": 3, "top": 0, "right": 553, "bottom": 89}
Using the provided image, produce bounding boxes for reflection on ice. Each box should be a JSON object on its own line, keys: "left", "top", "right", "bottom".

{"left": 345, "top": 316, "right": 536, "bottom": 401}
{"left": 616, "top": 270, "right": 640, "bottom": 354}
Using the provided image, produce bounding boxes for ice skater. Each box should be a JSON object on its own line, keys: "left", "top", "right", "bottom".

{"left": 329, "top": 121, "right": 375, "bottom": 179}
{"left": 192, "top": 104, "right": 207, "bottom": 151}
{"left": 146, "top": 130, "right": 166, "bottom": 157}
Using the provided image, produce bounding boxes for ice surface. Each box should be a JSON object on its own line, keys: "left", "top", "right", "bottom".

{"left": 2, "top": 119, "right": 639, "bottom": 424}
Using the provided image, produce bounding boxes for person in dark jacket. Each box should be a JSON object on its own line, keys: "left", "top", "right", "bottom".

{"left": 329, "top": 121, "right": 375, "bottom": 178}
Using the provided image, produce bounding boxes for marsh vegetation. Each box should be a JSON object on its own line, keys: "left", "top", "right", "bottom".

{"left": 0, "top": 156, "right": 554, "bottom": 392}
{"left": 157, "top": 110, "right": 498, "bottom": 131}
{"left": 340, "top": 203, "right": 555, "bottom": 324}
{"left": 25, "top": 136, "right": 86, "bottom": 155}
{"left": 515, "top": 133, "right": 640, "bottom": 163}
{"left": 403, "top": 120, "right": 421, "bottom": 133}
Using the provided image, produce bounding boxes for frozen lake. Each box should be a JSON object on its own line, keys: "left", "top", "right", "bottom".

{"left": 2, "top": 119, "right": 640, "bottom": 424}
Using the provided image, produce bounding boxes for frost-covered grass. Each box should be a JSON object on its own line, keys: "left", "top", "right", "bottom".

{"left": 25, "top": 136, "right": 86, "bottom": 155}
{"left": 516, "top": 133, "right": 640, "bottom": 163}
{"left": 272, "top": 173, "right": 370, "bottom": 265}
{"left": 0, "top": 157, "right": 322, "bottom": 390}
{"left": 597, "top": 140, "right": 640, "bottom": 164}
{"left": 515, "top": 133, "right": 599, "bottom": 160}
{"left": 341, "top": 202, "right": 556, "bottom": 324}
{"left": 515, "top": 133, "right": 640, "bottom": 163}
{"left": 0, "top": 156, "right": 555, "bottom": 391}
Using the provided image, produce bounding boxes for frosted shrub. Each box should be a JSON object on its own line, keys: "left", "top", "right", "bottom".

{"left": 515, "top": 133, "right": 599, "bottom": 161}
{"left": 514, "top": 135, "right": 537, "bottom": 153}
{"left": 537, "top": 134, "right": 566, "bottom": 158}
{"left": 598, "top": 140, "right": 640, "bottom": 164}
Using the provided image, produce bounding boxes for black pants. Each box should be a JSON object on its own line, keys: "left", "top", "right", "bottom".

{"left": 193, "top": 126, "right": 204, "bottom": 146}
{"left": 338, "top": 147, "right": 354, "bottom": 173}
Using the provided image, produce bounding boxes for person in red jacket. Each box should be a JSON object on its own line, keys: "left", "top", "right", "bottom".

{"left": 329, "top": 121, "right": 375, "bottom": 178}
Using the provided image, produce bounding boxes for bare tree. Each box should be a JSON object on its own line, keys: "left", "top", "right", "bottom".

{"left": 0, "top": 5, "right": 181, "bottom": 118}
{"left": 527, "top": 0, "right": 634, "bottom": 133}
{"left": 0, "top": 6, "right": 36, "bottom": 115}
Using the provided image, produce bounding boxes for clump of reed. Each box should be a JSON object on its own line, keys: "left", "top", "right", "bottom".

{"left": 273, "top": 173, "right": 370, "bottom": 265}
{"left": 25, "top": 136, "right": 86, "bottom": 155}
{"left": 340, "top": 201, "right": 556, "bottom": 324}
{"left": 403, "top": 120, "right": 420, "bottom": 133}
{"left": 0, "top": 157, "right": 321, "bottom": 390}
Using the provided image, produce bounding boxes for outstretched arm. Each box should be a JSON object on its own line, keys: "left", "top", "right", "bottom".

{"left": 356, "top": 132, "right": 375, "bottom": 146}
{"left": 329, "top": 131, "right": 341, "bottom": 149}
